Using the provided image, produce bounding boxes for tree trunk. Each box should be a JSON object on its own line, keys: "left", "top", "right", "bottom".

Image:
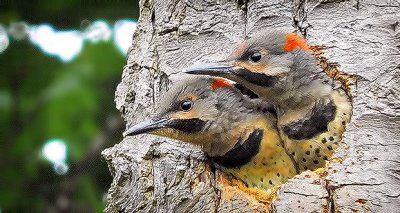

{"left": 102, "top": 0, "right": 400, "bottom": 212}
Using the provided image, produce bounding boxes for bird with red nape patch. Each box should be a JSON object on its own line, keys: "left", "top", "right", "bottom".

{"left": 124, "top": 76, "right": 297, "bottom": 189}
{"left": 185, "top": 30, "right": 352, "bottom": 172}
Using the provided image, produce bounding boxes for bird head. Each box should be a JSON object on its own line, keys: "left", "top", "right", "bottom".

{"left": 124, "top": 76, "right": 263, "bottom": 156}
{"left": 185, "top": 30, "right": 332, "bottom": 108}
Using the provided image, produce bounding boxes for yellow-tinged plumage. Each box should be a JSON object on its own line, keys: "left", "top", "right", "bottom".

{"left": 281, "top": 90, "right": 352, "bottom": 171}
{"left": 221, "top": 117, "right": 297, "bottom": 189}
{"left": 184, "top": 30, "right": 353, "bottom": 173}
{"left": 124, "top": 76, "right": 297, "bottom": 190}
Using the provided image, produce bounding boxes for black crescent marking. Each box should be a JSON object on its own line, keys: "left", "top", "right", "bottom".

{"left": 211, "top": 129, "right": 263, "bottom": 168}
{"left": 281, "top": 99, "right": 337, "bottom": 140}
{"left": 166, "top": 118, "right": 206, "bottom": 133}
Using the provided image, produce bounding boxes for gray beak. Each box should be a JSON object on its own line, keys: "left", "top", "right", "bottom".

{"left": 123, "top": 118, "right": 169, "bottom": 137}
{"left": 184, "top": 62, "right": 241, "bottom": 76}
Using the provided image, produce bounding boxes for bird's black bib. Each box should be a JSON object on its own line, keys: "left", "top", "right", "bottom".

{"left": 211, "top": 129, "right": 263, "bottom": 168}
{"left": 281, "top": 99, "right": 337, "bottom": 140}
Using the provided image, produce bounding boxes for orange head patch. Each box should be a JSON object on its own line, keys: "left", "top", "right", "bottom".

{"left": 211, "top": 77, "right": 232, "bottom": 91}
{"left": 284, "top": 32, "right": 310, "bottom": 52}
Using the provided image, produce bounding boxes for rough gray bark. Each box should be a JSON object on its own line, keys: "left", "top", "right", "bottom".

{"left": 102, "top": 0, "right": 400, "bottom": 212}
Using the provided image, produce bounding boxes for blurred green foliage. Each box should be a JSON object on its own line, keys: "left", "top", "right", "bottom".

{"left": 0, "top": 0, "right": 139, "bottom": 28}
{"left": 0, "top": 0, "right": 139, "bottom": 212}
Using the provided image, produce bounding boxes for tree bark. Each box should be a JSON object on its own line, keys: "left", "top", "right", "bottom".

{"left": 102, "top": 0, "right": 400, "bottom": 212}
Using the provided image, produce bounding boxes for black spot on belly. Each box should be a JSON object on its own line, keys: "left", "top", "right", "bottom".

{"left": 327, "top": 145, "right": 333, "bottom": 150}
{"left": 313, "top": 160, "right": 319, "bottom": 164}
{"left": 211, "top": 129, "right": 263, "bottom": 168}
{"left": 302, "top": 158, "right": 307, "bottom": 162}
{"left": 322, "top": 138, "right": 327, "bottom": 144}
{"left": 315, "top": 149, "right": 321, "bottom": 157}
{"left": 281, "top": 99, "right": 337, "bottom": 140}
{"left": 305, "top": 151, "right": 310, "bottom": 155}
{"left": 329, "top": 136, "right": 334, "bottom": 141}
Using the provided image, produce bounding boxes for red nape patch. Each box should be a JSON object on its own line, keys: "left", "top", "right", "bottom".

{"left": 284, "top": 32, "right": 311, "bottom": 52}
{"left": 211, "top": 77, "right": 232, "bottom": 90}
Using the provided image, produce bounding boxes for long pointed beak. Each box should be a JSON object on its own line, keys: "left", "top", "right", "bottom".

{"left": 123, "top": 118, "right": 169, "bottom": 137}
{"left": 184, "top": 62, "right": 241, "bottom": 76}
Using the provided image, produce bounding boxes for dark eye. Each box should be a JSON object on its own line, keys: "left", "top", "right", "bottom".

{"left": 249, "top": 52, "right": 262, "bottom": 62}
{"left": 180, "top": 100, "right": 193, "bottom": 111}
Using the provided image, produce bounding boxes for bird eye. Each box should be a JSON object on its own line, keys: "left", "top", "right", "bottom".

{"left": 249, "top": 52, "right": 262, "bottom": 63}
{"left": 180, "top": 100, "right": 193, "bottom": 111}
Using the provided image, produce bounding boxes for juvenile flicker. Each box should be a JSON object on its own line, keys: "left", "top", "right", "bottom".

{"left": 124, "top": 76, "right": 297, "bottom": 189}
{"left": 185, "top": 30, "right": 352, "bottom": 172}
